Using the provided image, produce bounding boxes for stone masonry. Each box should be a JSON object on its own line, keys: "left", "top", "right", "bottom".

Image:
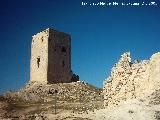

{"left": 103, "top": 52, "right": 160, "bottom": 107}
{"left": 30, "top": 28, "right": 73, "bottom": 84}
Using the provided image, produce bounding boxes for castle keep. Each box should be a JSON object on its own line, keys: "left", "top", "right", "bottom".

{"left": 30, "top": 28, "right": 72, "bottom": 83}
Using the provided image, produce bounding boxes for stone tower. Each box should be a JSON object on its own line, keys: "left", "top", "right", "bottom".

{"left": 30, "top": 28, "right": 72, "bottom": 84}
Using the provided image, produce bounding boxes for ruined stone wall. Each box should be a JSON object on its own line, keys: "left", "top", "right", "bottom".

{"left": 103, "top": 52, "right": 160, "bottom": 107}
{"left": 30, "top": 28, "right": 72, "bottom": 84}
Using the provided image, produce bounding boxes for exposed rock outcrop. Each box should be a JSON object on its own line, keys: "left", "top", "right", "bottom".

{"left": 103, "top": 52, "right": 160, "bottom": 107}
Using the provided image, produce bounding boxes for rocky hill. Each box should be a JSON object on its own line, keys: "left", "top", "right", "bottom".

{"left": 0, "top": 81, "right": 103, "bottom": 119}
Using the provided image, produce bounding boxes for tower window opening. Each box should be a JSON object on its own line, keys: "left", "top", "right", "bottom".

{"left": 61, "top": 47, "right": 66, "bottom": 53}
{"left": 37, "top": 57, "right": 40, "bottom": 68}
{"left": 41, "top": 37, "right": 44, "bottom": 42}
{"left": 62, "top": 60, "right": 65, "bottom": 67}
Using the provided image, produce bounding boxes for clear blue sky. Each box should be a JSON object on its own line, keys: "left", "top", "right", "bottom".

{"left": 0, "top": 0, "right": 160, "bottom": 94}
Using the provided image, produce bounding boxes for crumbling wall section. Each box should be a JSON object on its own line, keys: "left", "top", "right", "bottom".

{"left": 104, "top": 52, "right": 160, "bottom": 107}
